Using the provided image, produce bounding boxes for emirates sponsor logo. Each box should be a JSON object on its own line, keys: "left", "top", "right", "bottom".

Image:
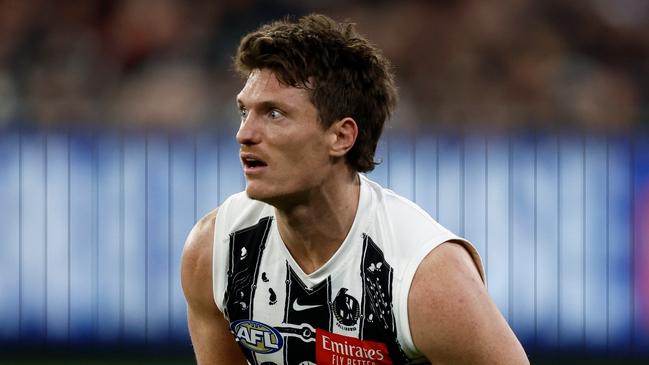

{"left": 316, "top": 329, "right": 393, "bottom": 365}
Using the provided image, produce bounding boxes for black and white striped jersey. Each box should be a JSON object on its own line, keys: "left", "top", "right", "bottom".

{"left": 213, "top": 174, "right": 484, "bottom": 365}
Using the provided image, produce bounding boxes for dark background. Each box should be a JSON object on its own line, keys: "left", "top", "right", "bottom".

{"left": 1, "top": 0, "right": 649, "bottom": 364}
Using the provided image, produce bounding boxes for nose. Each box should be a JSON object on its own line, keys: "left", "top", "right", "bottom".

{"left": 236, "top": 113, "right": 261, "bottom": 146}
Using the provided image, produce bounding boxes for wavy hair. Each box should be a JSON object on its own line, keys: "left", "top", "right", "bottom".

{"left": 234, "top": 14, "right": 397, "bottom": 172}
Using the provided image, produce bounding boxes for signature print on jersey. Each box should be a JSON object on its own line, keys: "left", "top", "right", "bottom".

{"left": 332, "top": 288, "right": 360, "bottom": 330}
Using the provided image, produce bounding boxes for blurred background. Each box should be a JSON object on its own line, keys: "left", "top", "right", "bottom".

{"left": 0, "top": 0, "right": 649, "bottom": 364}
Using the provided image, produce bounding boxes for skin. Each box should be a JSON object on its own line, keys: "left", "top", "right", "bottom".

{"left": 235, "top": 69, "right": 360, "bottom": 272}
{"left": 181, "top": 210, "right": 247, "bottom": 365}
{"left": 409, "top": 241, "right": 529, "bottom": 364}
{"left": 181, "top": 68, "right": 529, "bottom": 364}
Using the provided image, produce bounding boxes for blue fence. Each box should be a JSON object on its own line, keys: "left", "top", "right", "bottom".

{"left": 0, "top": 128, "right": 648, "bottom": 355}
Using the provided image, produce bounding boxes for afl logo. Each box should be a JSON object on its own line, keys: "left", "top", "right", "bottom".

{"left": 332, "top": 288, "right": 360, "bottom": 327}
{"left": 230, "top": 320, "right": 283, "bottom": 354}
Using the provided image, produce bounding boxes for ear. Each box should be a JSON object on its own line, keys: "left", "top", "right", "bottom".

{"left": 328, "top": 117, "right": 358, "bottom": 157}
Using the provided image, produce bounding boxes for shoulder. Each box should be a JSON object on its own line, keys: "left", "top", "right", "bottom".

{"left": 181, "top": 208, "right": 250, "bottom": 364}
{"left": 409, "top": 241, "right": 485, "bottom": 331}
{"left": 409, "top": 241, "right": 483, "bottom": 311}
{"left": 363, "top": 176, "right": 430, "bottom": 221}
{"left": 181, "top": 209, "right": 218, "bottom": 308}
{"left": 183, "top": 209, "right": 217, "bottom": 270}
{"left": 181, "top": 192, "right": 271, "bottom": 304}
{"left": 362, "top": 175, "right": 453, "bottom": 247}
{"left": 408, "top": 241, "right": 528, "bottom": 364}
{"left": 216, "top": 190, "right": 274, "bottom": 232}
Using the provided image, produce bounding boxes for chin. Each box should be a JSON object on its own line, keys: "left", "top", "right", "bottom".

{"left": 244, "top": 182, "right": 305, "bottom": 208}
{"left": 244, "top": 182, "right": 276, "bottom": 203}
{"left": 244, "top": 185, "right": 263, "bottom": 201}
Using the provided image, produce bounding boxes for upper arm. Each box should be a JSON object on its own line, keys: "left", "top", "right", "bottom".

{"left": 181, "top": 209, "right": 247, "bottom": 365}
{"left": 408, "top": 241, "right": 529, "bottom": 365}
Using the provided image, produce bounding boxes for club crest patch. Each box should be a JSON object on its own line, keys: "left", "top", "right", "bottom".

{"left": 332, "top": 288, "right": 360, "bottom": 330}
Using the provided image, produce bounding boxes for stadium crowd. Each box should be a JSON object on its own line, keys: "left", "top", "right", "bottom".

{"left": 0, "top": 0, "right": 647, "bottom": 132}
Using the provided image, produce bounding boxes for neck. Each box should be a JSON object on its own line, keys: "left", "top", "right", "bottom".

{"left": 275, "top": 169, "right": 360, "bottom": 275}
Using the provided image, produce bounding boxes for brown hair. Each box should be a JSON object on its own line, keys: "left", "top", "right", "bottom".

{"left": 234, "top": 14, "right": 397, "bottom": 172}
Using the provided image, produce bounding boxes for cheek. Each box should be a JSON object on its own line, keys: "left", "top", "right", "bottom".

{"left": 276, "top": 130, "right": 328, "bottom": 164}
{"left": 272, "top": 144, "right": 328, "bottom": 187}
{"left": 289, "top": 139, "right": 328, "bottom": 168}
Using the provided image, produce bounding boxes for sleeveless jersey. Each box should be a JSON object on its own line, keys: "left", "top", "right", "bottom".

{"left": 213, "top": 174, "right": 484, "bottom": 365}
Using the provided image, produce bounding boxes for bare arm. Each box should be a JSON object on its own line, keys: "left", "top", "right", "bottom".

{"left": 181, "top": 209, "right": 247, "bottom": 365}
{"left": 408, "top": 241, "right": 529, "bottom": 365}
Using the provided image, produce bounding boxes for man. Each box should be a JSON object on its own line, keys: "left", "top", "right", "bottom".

{"left": 182, "top": 14, "right": 528, "bottom": 365}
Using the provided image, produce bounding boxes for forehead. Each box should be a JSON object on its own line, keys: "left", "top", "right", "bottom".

{"left": 237, "top": 69, "right": 311, "bottom": 106}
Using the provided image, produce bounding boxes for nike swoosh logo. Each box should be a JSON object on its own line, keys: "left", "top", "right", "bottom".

{"left": 292, "top": 298, "right": 322, "bottom": 312}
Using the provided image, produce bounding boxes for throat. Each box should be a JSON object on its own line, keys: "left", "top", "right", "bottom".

{"left": 274, "top": 172, "right": 361, "bottom": 275}
{"left": 283, "top": 237, "right": 344, "bottom": 275}
{"left": 276, "top": 202, "right": 358, "bottom": 275}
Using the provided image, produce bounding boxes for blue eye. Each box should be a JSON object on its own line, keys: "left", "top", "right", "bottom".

{"left": 240, "top": 108, "right": 249, "bottom": 119}
{"left": 269, "top": 110, "right": 283, "bottom": 119}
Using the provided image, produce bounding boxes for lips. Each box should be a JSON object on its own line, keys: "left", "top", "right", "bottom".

{"left": 241, "top": 153, "right": 268, "bottom": 172}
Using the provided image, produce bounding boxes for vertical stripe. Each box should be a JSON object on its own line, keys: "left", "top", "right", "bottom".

{"left": 460, "top": 134, "right": 465, "bottom": 236}
{"left": 557, "top": 135, "right": 562, "bottom": 347}
{"left": 630, "top": 137, "right": 635, "bottom": 353}
{"left": 508, "top": 136, "right": 513, "bottom": 322}
{"left": 412, "top": 131, "right": 416, "bottom": 203}
{"left": 18, "top": 129, "right": 23, "bottom": 341}
{"left": 67, "top": 131, "right": 71, "bottom": 345}
{"left": 386, "top": 130, "right": 391, "bottom": 188}
{"left": 168, "top": 134, "right": 173, "bottom": 340}
{"left": 193, "top": 134, "right": 197, "bottom": 223}
{"left": 359, "top": 235, "right": 367, "bottom": 339}
{"left": 43, "top": 132, "right": 48, "bottom": 346}
{"left": 216, "top": 128, "right": 221, "bottom": 204}
{"left": 435, "top": 135, "right": 440, "bottom": 220}
{"left": 225, "top": 216, "right": 273, "bottom": 324}
{"left": 224, "top": 218, "right": 276, "bottom": 365}
{"left": 92, "top": 131, "right": 99, "bottom": 339}
{"left": 605, "top": 136, "right": 610, "bottom": 352}
{"left": 327, "top": 276, "right": 333, "bottom": 332}
{"left": 119, "top": 133, "right": 125, "bottom": 341}
{"left": 144, "top": 133, "right": 149, "bottom": 344}
{"left": 533, "top": 133, "right": 538, "bottom": 345}
{"left": 484, "top": 137, "right": 489, "bottom": 274}
{"left": 388, "top": 265, "right": 395, "bottom": 332}
{"left": 582, "top": 135, "right": 586, "bottom": 348}
{"left": 249, "top": 218, "right": 272, "bottom": 317}
{"left": 359, "top": 235, "right": 407, "bottom": 363}
{"left": 283, "top": 262, "right": 291, "bottom": 364}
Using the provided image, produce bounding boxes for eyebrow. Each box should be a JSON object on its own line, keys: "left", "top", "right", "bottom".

{"left": 237, "top": 99, "right": 293, "bottom": 113}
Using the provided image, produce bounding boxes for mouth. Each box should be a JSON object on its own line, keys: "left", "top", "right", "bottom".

{"left": 241, "top": 154, "right": 268, "bottom": 172}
